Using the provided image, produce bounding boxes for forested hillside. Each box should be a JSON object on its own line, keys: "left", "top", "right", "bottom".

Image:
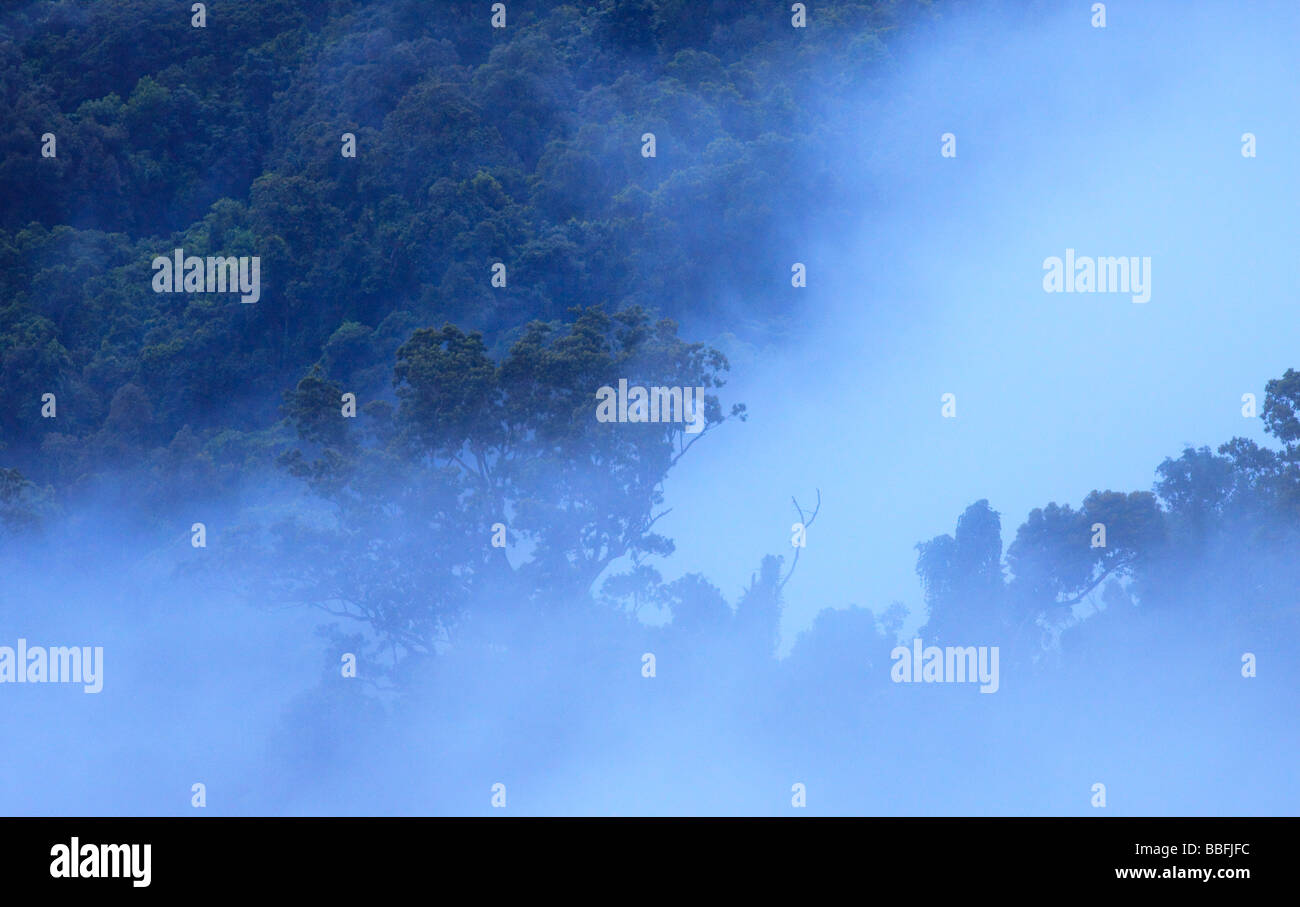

{"left": 1, "top": 1, "right": 1297, "bottom": 816}
{"left": 0, "top": 0, "right": 932, "bottom": 512}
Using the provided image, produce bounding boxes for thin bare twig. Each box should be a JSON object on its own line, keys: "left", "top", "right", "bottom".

{"left": 779, "top": 489, "right": 820, "bottom": 591}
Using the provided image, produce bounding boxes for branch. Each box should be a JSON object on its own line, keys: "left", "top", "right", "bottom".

{"left": 670, "top": 422, "right": 712, "bottom": 467}
{"left": 792, "top": 489, "right": 821, "bottom": 529}
{"left": 1058, "top": 556, "right": 1134, "bottom": 607}
{"left": 779, "top": 489, "right": 821, "bottom": 592}
{"left": 642, "top": 507, "right": 672, "bottom": 535}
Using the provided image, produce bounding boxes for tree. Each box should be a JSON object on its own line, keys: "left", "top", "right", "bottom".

{"left": 1006, "top": 491, "right": 1164, "bottom": 618}
{"left": 1263, "top": 368, "right": 1300, "bottom": 449}
{"left": 1154, "top": 446, "right": 1235, "bottom": 541}
{"left": 0, "top": 466, "right": 48, "bottom": 535}
{"left": 259, "top": 306, "right": 744, "bottom": 677}
{"left": 916, "top": 499, "right": 1004, "bottom": 643}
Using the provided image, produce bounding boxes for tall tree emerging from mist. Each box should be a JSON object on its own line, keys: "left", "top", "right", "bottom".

{"left": 260, "top": 306, "right": 744, "bottom": 672}
{"left": 916, "top": 499, "right": 1004, "bottom": 644}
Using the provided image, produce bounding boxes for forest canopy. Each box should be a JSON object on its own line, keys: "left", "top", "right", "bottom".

{"left": 1, "top": 0, "right": 1297, "bottom": 674}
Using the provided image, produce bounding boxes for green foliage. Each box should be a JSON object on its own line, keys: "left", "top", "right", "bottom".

{"left": 0, "top": 0, "right": 925, "bottom": 503}
{"left": 2, "top": 0, "right": 1297, "bottom": 669}
{"left": 259, "top": 306, "right": 743, "bottom": 668}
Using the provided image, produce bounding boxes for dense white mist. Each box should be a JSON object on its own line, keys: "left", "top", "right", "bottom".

{"left": 659, "top": 0, "right": 1300, "bottom": 645}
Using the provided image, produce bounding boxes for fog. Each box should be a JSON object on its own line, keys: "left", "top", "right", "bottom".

{"left": 666, "top": 0, "right": 1300, "bottom": 636}
{"left": 2, "top": 0, "right": 1297, "bottom": 816}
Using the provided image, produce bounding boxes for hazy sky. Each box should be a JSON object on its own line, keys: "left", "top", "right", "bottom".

{"left": 653, "top": 0, "right": 1300, "bottom": 648}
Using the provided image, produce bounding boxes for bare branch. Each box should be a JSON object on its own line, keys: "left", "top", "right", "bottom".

{"left": 779, "top": 489, "right": 821, "bottom": 592}
{"left": 792, "top": 489, "right": 821, "bottom": 529}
